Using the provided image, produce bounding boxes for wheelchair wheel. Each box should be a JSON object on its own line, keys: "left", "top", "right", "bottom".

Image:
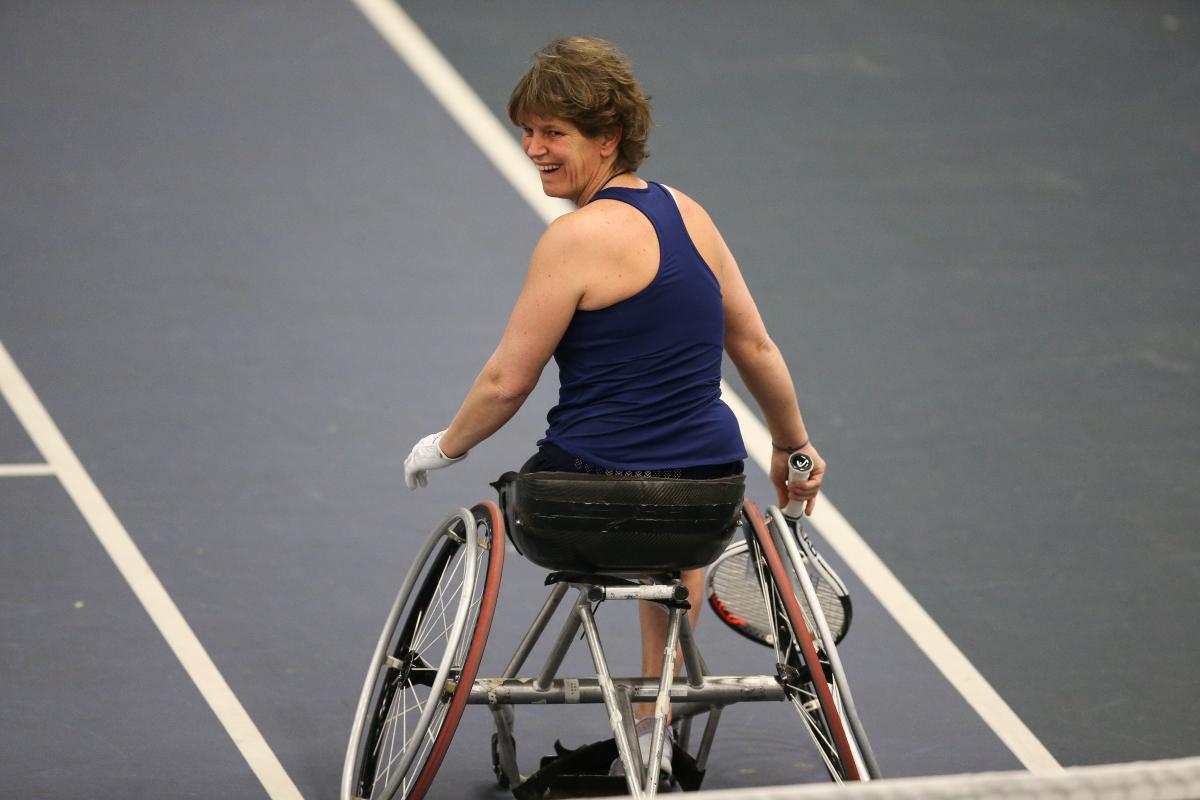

{"left": 765, "top": 505, "right": 880, "bottom": 780}
{"left": 342, "top": 502, "right": 505, "bottom": 800}
{"left": 743, "top": 501, "right": 862, "bottom": 782}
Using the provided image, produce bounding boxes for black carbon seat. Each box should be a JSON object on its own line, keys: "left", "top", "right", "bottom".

{"left": 493, "top": 471, "right": 745, "bottom": 572}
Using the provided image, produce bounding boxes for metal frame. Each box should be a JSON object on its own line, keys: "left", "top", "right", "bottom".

{"left": 471, "top": 572, "right": 788, "bottom": 798}
{"left": 345, "top": 504, "right": 875, "bottom": 798}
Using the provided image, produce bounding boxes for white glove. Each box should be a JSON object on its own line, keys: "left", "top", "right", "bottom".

{"left": 404, "top": 430, "right": 467, "bottom": 489}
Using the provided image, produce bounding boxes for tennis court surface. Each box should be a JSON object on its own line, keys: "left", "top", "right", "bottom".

{"left": 2, "top": 2, "right": 1197, "bottom": 798}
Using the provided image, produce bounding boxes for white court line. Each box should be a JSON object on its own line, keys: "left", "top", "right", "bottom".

{"left": 351, "top": 0, "right": 1063, "bottom": 774}
{"left": 0, "top": 463, "right": 56, "bottom": 477}
{"left": 721, "top": 387, "right": 1062, "bottom": 772}
{"left": 348, "top": 0, "right": 573, "bottom": 224}
{"left": 0, "top": 340, "right": 303, "bottom": 800}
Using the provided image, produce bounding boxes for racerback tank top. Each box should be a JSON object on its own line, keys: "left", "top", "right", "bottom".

{"left": 538, "top": 181, "right": 746, "bottom": 470}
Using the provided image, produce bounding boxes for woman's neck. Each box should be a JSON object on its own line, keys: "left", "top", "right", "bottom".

{"left": 576, "top": 162, "right": 620, "bottom": 204}
{"left": 577, "top": 167, "right": 640, "bottom": 205}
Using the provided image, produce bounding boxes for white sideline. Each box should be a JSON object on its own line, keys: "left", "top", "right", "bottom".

{"left": 0, "top": 340, "right": 303, "bottom": 800}
{"left": 352, "top": 0, "right": 1063, "bottom": 775}
{"left": 721, "top": 390, "right": 1062, "bottom": 773}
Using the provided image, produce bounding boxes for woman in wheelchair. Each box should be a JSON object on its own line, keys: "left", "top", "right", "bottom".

{"left": 403, "top": 35, "right": 825, "bottom": 781}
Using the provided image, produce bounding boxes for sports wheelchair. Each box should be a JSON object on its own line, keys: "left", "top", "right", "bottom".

{"left": 341, "top": 453, "right": 879, "bottom": 799}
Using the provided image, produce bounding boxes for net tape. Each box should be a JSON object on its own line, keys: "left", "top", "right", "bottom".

{"left": 672, "top": 757, "right": 1200, "bottom": 800}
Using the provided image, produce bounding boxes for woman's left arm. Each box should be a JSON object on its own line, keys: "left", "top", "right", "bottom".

{"left": 405, "top": 216, "right": 590, "bottom": 486}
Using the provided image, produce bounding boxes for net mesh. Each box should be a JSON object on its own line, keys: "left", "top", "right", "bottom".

{"left": 676, "top": 757, "right": 1200, "bottom": 800}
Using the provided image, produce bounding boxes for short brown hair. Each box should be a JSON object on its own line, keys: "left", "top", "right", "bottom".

{"left": 508, "top": 36, "right": 653, "bottom": 172}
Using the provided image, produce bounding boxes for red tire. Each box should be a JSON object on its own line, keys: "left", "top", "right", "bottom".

{"left": 347, "top": 503, "right": 505, "bottom": 800}
{"left": 407, "top": 501, "right": 505, "bottom": 799}
{"left": 744, "top": 500, "right": 861, "bottom": 781}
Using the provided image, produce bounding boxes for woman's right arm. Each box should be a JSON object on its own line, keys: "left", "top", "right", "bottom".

{"left": 405, "top": 216, "right": 600, "bottom": 489}
{"left": 435, "top": 216, "right": 591, "bottom": 460}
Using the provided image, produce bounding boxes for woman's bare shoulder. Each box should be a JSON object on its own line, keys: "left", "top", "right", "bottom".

{"left": 662, "top": 185, "right": 731, "bottom": 277}
{"left": 526, "top": 205, "right": 628, "bottom": 285}
{"left": 537, "top": 201, "right": 639, "bottom": 256}
{"left": 662, "top": 185, "right": 719, "bottom": 229}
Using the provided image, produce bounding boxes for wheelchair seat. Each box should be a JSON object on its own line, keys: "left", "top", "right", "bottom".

{"left": 493, "top": 471, "right": 745, "bottom": 572}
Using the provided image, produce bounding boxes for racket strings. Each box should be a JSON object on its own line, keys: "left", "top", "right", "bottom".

{"left": 707, "top": 548, "right": 848, "bottom": 646}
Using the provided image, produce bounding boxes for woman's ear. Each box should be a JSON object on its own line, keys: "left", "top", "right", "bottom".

{"left": 599, "top": 126, "right": 622, "bottom": 158}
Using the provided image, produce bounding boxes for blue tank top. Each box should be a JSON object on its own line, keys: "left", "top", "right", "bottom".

{"left": 538, "top": 181, "right": 746, "bottom": 470}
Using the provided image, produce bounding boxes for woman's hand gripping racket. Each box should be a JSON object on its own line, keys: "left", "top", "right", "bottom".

{"left": 706, "top": 452, "right": 853, "bottom": 646}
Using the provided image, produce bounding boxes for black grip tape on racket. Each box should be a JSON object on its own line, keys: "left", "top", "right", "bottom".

{"left": 784, "top": 451, "right": 813, "bottom": 518}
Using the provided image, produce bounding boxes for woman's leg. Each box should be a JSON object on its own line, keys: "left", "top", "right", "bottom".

{"left": 635, "top": 567, "right": 705, "bottom": 719}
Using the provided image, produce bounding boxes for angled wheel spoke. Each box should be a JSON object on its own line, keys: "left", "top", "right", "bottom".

{"left": 413, "top": 560, "right": 465, "bottom": 654}
{"left": 422, "top": 550, "right": 467, "bottom": 645}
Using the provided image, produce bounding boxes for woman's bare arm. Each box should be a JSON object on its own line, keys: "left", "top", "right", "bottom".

{"left": 715, "top": 229, "right": 826, "bottom": 513}
{"left": 436, "top": 215, "right": 592, "bottom": 458}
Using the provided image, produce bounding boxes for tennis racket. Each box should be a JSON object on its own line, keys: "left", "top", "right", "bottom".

{"left": 706, "top": 453, "right": 852, "bottom": 646}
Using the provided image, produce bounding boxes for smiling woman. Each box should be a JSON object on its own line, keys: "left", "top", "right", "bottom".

{"left": 507, "top": 36, "right": 652, "bottom": 176}
{"left": 400, "top": 34, "right": 826, "bottom": 777}
{"left": 519, "top": 114, "right": 624, "bottom": 207}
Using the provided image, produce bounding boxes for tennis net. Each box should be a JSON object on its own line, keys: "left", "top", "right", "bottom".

{"left": 676, "top": 756, "right": 1200, "bottom": 800}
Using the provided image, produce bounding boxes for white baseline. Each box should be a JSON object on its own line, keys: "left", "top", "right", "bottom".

{"left": 350, "top": 0, "right": 1061, "bottom": 774}
{"left": 0, "top": 463, "right": 56, "bottom": 477}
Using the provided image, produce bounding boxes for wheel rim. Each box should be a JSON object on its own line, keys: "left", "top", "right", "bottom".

{"left": 406, "top": 503, "right": 505, "bottom": 799}
{"left": 378, "top": 542, "right": 469, "bottom": 794}
{"left": 766, "top": 506, "right": 877, "bottom": 780}
{"left": 744, "top": 501, "right": 860, "bottom": 782}
{"left": 346, "top": 509, "right": 482, "bottom": 800}
{"left": 761, "top": 569, "right": 845, "bottom": 777}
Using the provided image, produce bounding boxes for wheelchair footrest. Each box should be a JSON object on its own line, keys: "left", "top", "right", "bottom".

{"left": 511, "top": 737, "right": 705, "bottom": 798}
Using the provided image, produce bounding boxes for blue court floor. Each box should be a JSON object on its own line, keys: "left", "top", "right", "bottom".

{"left": 2, "top": 2, "right": 1197, "bottom": 798}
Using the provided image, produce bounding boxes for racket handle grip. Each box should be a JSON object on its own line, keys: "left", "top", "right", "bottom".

{"left": 784, "top": 451, "right": 813, "bottom": 518}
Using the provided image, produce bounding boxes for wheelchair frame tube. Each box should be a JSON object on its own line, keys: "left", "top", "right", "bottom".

{"left": 694, "top": 706, "right": 722, "bottom": 773}
{"left": 534, "top": 591, "right": 585, "bottom": 690}
{"left": 677, "top": 609, "right": 706, "bottom": 689}
{"left": 578, "top": 600, "right": 645, "bottom": 799}
{"left": 504, "top": 581, "right": 569, "bottom": 680}
{"left": 615, "top": 684, "right": 643, "bottom": 776}
{"left": 468, "top": 674, "right": 784, "bottom": 705}
{"left": 645, "top": 605, "right": 684, "bottom": 796}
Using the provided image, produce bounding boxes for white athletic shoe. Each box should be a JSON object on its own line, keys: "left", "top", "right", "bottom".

{"left": 609, "top": 717, "right": 673, "bottom": 780}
